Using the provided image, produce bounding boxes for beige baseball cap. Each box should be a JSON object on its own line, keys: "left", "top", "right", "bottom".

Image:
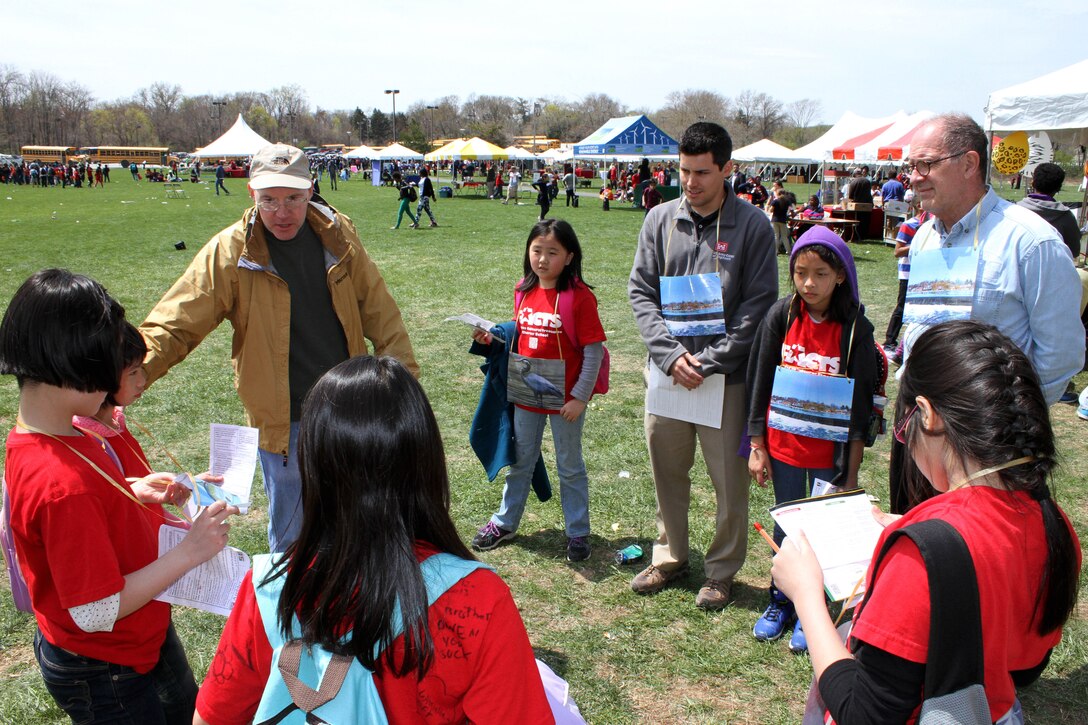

{"left": 248, "top": 144, "right": 312, "bottom": 190}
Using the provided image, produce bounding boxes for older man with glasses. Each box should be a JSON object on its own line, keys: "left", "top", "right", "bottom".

{"left": 888, "top": 114, "right": 1081, "bottom": 513}
{"left": 140, "top": 143, "right": 418, "bottom": 551}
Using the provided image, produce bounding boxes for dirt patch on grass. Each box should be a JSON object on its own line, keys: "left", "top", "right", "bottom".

{"left": 0, "top": 641, "right": 35, "bottom": 677}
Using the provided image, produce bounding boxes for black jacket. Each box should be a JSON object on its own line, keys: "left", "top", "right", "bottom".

{"left": 746, "top": 294, "right": 878, "bottom": 480}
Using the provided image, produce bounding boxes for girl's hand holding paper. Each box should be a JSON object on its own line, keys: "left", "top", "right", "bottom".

{"left": 771, "top": 531, "right": 825, "bottom": 607}
{"left": 128, "top": 471, "right": 192, "bottom": 507}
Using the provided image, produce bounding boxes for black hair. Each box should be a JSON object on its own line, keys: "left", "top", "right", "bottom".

{"left": 931, "top": 114, "right": 988, "bottom": 182}
{"left": 0, "top": 268, "right": 126, "bottom": 393}
{"left": 1031, "top": 162, "right": 1065, "bottom": 196}
{"left": 895, "top": 321, "right": 1079, "bottom": 634}
{"left": 679, "top": 122, "right": 733, "bottom": 169}
{"left": 104, "top": 323, "right": 147, "bottom": 407}
{"left": 273, "top": 356, "right": 475, "bottom": 678}
{"left": 516, "top": 219, "right": 591, "bottom": 294}
{"left": 790, "top": 244, "right": 853, "bottom": 324}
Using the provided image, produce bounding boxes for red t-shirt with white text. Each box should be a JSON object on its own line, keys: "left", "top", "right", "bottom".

{"left": 515, "top": 284, "right": 606, "bottom": 414}
{"left": 767, "top": 306, "right": 842, "bottom": 469}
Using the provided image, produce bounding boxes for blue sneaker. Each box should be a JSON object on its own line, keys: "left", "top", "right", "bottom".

{"left": 788, "top": 618, "right": 808, "bottom": 653}
{"left": 753, "top": 586, "right": 795, "bottom": 641}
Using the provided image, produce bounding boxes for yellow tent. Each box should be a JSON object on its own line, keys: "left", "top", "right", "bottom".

{"left": 424, "top": 138, "right": 467, "bottom": 162}
{"left": 427, "top": 137, "right": 508, "bottom": 161}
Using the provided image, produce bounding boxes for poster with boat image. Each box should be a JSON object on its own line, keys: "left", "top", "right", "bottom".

{"left": 768, "top": 366, "right": 854, "bottom": 443}
{"left": 902, "top": 246, "right": 977, "bottom": 325}
{"left": 507, "top": 352, "right": 566, "bottom": 410}
{"left": 660, "top": 272, "right": 726, "bottom": 337}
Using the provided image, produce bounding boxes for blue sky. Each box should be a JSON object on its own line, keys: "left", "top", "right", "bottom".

{"left": 8, "top": 0, "right": 1086, "bottom": 126}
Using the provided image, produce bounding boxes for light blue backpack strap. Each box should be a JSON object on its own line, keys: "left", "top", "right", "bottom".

{"left": 252, "top": 553, "right": 490, "bottom": 725}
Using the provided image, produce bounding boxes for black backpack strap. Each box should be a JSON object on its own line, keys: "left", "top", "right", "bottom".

{"left": 861, "top": 519, "right": 985, "bottom": 700}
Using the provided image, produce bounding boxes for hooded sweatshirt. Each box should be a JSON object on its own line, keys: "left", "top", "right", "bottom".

{"left": 746, "top": 227, "right": 879, "bottom": 478}
{"left": 1017, "top": 194, "right": 1081, "bottom": 258}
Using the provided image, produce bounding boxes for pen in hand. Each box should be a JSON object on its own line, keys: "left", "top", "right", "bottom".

{"left": 753, "top": 521, "right": 780, "bottom": 553}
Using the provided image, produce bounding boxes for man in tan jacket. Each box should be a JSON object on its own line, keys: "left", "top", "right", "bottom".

{"left": 141, "top": 143, "right": 417, "bottom": 552}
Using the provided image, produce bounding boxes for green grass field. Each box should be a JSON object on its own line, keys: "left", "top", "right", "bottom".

{"left": 0, "top": 172, "right": 1085, "bottom": 724}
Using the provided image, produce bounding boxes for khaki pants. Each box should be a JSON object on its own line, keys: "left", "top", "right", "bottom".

{"left": 644, "top": 380, "right": 749, "bottom": 581}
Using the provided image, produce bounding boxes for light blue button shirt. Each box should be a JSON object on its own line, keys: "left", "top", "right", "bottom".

{"left": 902, "top": 187, "right": 1082, "bottom": 405}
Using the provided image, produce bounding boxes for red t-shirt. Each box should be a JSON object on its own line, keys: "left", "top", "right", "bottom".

{"left": 767, "top": 306, "right": 842, "bottom": 469}
{"left": 195, "top": 543, "right": 553, "bottom": 725}
{"left": 73, "top": 412, "right": 169, "bottom": 526}
{"left": 515, "top": 284, "right": 606, "bottom": 414}
{"left": 4, "top": 428, "right": 170, "bottom": 673}
{"left": 851, "top": 487, "right": 1080, "bottom": 721}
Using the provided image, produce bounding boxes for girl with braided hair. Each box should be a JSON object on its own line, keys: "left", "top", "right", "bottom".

{"left": 772, "top": 320, "right": 1080, "bottom": 723}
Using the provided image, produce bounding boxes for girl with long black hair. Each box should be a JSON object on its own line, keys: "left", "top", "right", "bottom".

{"left": 195, "top": 356, "right": 552, "bottom": 724}
{"left": 772, "top": 320, "right": 1080, "bottom": 723}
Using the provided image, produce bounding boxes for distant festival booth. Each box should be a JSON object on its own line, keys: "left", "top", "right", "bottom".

{"left": 190, "top": 114, "right": 273, "bottom": 175}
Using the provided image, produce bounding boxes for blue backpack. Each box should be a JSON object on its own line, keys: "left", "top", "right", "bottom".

{"left": 252, "top": 553, "right": 489, "bottom": 725}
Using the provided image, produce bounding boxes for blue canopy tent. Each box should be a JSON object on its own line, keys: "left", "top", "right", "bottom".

{"left": 571, "top": 115, "right": 679, "bottom": 202}
{"left": 572, "top": 115, "right": 679, "bottom": 158}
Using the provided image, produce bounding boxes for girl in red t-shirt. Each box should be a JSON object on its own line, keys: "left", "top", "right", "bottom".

{"left": 746, "top": 227, "right": 878, "bottom": 652}
{"left": 0, "top": 269, "right": 238, "bottom": 724}
{"left": 194, "top": 356, "right": 552, "bottom": 725}
{"left": 470, "top": 219, "right": 606, "bottom": 563}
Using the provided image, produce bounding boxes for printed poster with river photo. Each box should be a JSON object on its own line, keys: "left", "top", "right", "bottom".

{"left": 768, "top": 366, "right": 854, "bottom": 443}
{"left": 660, "top": 272, "right": 726, "bottom": 337}
{"left": 902, "top": 246, "right": 977, "bottom": 325}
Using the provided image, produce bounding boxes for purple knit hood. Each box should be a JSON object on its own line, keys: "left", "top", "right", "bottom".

{"left": 789, "top": 226, "right": 860, "bottom": 304}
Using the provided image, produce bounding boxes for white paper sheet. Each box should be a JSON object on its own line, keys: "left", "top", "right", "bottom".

{"left": 209, "top": 424, "right": 259, "bottom": 514}
{"left": 445, "top": 313, "right": 503, "bottom": 342}
{"left": 770, "top": 489, "right": 884, "bottom": 602}
{"left": 154, "top": 524, "right": 251, "bottom": 616}
{"left": 645, "top": 362, "right": 725, "bottom": 428}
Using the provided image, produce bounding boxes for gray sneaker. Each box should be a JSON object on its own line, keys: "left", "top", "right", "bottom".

{"left": 471, "top": 521, "right": 515, "bottom": 551}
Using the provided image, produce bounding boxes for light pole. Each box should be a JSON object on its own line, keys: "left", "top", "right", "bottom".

{"left": 425, "top": 105, "right": 438, "bottom": 148}
{"left": 212, "top": 100, "right": 227, "bottom": 133}
{"left": 384, "top": 89, "right": 400, "bottom": 143}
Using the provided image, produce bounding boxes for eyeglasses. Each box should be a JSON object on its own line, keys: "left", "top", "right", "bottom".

{"left": 906, "top": 152, "right": 965, "bottom": 177}
{"left": 893, "top": 404, "right": 917, "bottom": 444}
{"left": 255, "top": 196, "right": 308, "bottom": 213}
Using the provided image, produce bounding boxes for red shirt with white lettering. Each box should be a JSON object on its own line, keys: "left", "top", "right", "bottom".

{"left": 766, "top": 305, "right": 842, "bottom": 469}
{"left": 514, "top": 284, "right": 606, "bottom": 414}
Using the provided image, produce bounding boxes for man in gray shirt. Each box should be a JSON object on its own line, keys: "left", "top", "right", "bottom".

{"left": 629, "top": 122, "right": 777, "bottom": 610}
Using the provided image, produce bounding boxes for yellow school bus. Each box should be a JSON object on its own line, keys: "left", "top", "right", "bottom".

{"left": 20, "top": 146, "right": 77, "bottom": 163}
{"left": 77, "top": 146, "right": 170, "bottom": 166}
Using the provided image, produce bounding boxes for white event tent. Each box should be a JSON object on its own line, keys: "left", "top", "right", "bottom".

{"left": 731, "top": 139, "right": 798, "bottom": 164}
{"left": 191, "top": 114, "right": 272, "bottom": 158}
{"left": 345, "top": 144, "right": 377, "bottom": 159}
{"left": 376, "top": 143, "right": 424, "bottom": 161}
{"left": 985, "top": 58, "right": 1088, "bottom": 216}
{"left": 852, "top": 111, "right": 936, "bottom": 163}
{"left": 986, "top": 59, "right": 1088, "bottom": 138}
{"left": 792, "top": 112, "right": 906, "bottom": 164}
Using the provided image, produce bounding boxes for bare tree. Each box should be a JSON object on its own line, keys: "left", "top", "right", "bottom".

{"left": 656, "top": 89, "right": 730, "bottom": 139}
{"left": 784, "top": 98, "right": 823, "bottom": 146}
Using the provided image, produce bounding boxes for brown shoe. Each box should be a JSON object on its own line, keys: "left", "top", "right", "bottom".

{"left": 695, "top": 578, "right": 733, "bottom": 610}
{"left": 631, "top": 563, "right": 689, "bottom": 595}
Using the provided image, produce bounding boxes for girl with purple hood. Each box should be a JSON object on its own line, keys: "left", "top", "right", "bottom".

{"left": 745, "top": 226, "right": 879, "bottom": 653}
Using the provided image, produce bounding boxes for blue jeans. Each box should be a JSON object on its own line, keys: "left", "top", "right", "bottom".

{"left": 34, "top": 623, "right": 196, "bottom": 725}
{"left": 769, "top": 456, "right": 836, "bottom": 546}
{"left": 258, "top": 422, "right": 303, "bottom": 553}
{"left": 493, "top": 406, "right": 590, "bottom": 538}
